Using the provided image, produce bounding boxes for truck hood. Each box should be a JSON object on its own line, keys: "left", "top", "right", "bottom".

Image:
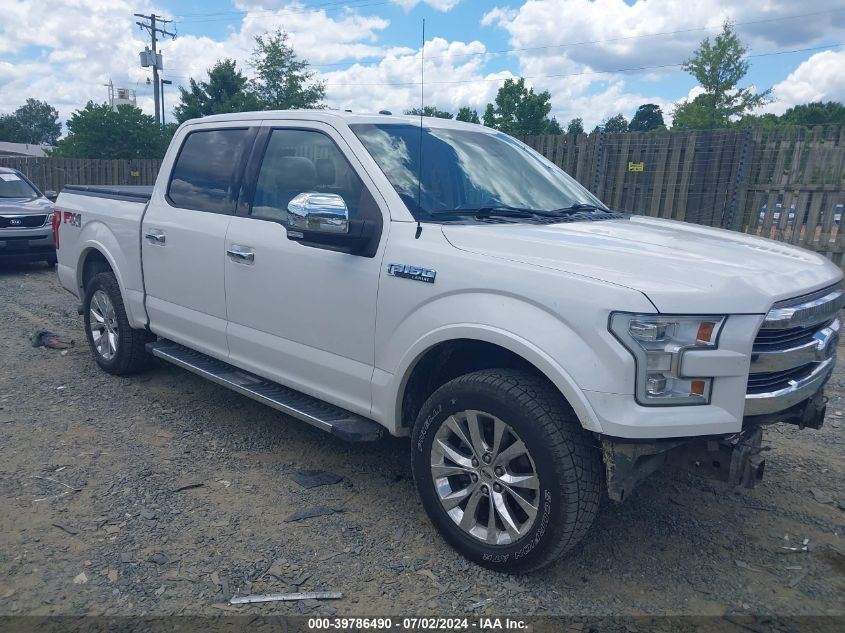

{"left": 441, "top": 216, "right": 843, "bottom": 313}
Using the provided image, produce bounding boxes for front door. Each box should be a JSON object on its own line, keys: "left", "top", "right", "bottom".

{"left": 224, "top": 123, "right": 387, "bottom": 416}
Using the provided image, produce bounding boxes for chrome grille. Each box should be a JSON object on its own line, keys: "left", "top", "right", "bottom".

{"left": 745, "top": 283, "right": 842, "bottom": 416}
{"left": 752, "top": 318, "right": 834, "bottom": 352}
{"left": 746, "top": 364, "right": 816, "bottom": 394}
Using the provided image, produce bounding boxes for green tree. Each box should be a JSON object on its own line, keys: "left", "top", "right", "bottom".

{"left": 455, "top": 106, "right": 480, "bottom": 123}
{"left": 781, "top": 101, "right": 845, "bottom": 126}
{"left": 250, "top": 29, "right": 325, "bottom": 110}
{"left": 0, "top": 99, "right": 61, "bottom": 144}
{"left": 174, "top": 59, "right": 259, "bottom": 123}
{"left": 565, "top": 117, "right": 584, "bottom": 135}
{"left": 483, "top": 78, "right": 561, "bottom": 136}
{"left": 0, "top": 115, "right": 22, "bottom": 142}
{"left": 628, "top": 104, "right": 665, "bottom": 131}
{"left": 50, "top": 102, "right": 173, "bottom": 159}
{"left": 672, "top": 93, "right": 722, "bottom": 129}
{"left": 404, "top": 106, "right": 453, "bottom": 119}
{"left": 482, "top": 103, "right": 496, "bottom": 128}
{"left": 673, "top": 22, "right": 770, "bottom": 129}
{"left": 732, "top": 112, "right": 782, "bottom": 128}
{"left": 602, "top": 113, "right": 629, "bottom": 133}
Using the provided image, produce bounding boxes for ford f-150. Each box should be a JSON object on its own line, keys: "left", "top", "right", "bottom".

{"left": 53, "top": 111, "right": 842, "bottom": 572}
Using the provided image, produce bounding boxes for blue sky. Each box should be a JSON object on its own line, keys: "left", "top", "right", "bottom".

{"left": 1, "top": 0, "right": 844, "bottom": 129}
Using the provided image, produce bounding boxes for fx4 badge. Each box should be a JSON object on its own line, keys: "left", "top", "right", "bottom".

{"left": 387, "top": 263, "right": 436, "bottom": 284}
{"left": 62, "top": 210, "right": 82, "bottom": 227}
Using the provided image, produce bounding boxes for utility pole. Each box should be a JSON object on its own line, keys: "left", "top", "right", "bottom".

{"left": 135, "top": 12, "right": 176, "bottom": 126}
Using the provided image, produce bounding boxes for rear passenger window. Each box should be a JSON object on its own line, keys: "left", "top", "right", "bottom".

{"left": 168, "top": 129, "right": 249, "bottom": 213}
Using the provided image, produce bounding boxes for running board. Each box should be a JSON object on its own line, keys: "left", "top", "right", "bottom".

{"left": 145, "top": 340, "right": 384, "bottom": 442}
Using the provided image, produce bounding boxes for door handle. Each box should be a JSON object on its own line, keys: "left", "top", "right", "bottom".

{"left": 144, "top": 229, "right": 166, "bottom": 245}
{"left": 227, "top": 245, "right": 255, "bottom": 264}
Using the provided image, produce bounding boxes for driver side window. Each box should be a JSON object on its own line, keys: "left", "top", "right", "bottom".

{"left": 252, "top": 129, "right": 365, "bottom": 224}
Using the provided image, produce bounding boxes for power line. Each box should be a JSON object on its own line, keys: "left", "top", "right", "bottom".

{"left": 322, "top": 43, "right": 843, "bottom": 87}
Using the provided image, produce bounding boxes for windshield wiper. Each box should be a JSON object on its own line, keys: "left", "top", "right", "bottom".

{"left": 431, "top": 206, "right": 539, "bottom": 219}
{"left": 549, "top": 203, "right": 609, "bottom": 214}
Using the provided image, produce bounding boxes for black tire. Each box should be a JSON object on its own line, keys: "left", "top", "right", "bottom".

{"left": 45, "top": 257, "right": 57, "bottom": 267}
{"left": 83, "top": 271, "right": 154, "bottom": 375}
{"left": 411, "top": 368, "right": 602, "bottom": 573}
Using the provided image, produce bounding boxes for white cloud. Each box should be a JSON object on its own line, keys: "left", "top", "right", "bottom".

{"left": 322, "top": 37, "right": 507, "bottom": 115}
{"left": 486, "top": 0, "right": 845, "bottom": 69}
{"left": 765, "top": 49, "right": 845, "bottom": 113}
{"left": 391, "top": 0, "right": 462, "bottom": 11}
{"left": 481, "top": 7, "right": 517, "bottom": 27}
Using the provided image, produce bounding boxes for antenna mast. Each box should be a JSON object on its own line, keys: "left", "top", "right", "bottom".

{"left": 415, "top": 19, "right": 425, "bottom": 234}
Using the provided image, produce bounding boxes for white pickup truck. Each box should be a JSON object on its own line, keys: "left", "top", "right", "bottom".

{"left": 54, "top": 111, "right": 842, "bottom": 572}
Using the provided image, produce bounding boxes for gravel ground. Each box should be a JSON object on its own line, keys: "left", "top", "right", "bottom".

{"left": 0, "top": 262, "right": 843, "bottom": 618}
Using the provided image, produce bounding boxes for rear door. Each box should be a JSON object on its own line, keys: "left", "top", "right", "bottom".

{"left": 142, "top": 123, "right": 256, "bottom": 360}
{"left": 223, "top": 121, "right": 387, "bottom": 416}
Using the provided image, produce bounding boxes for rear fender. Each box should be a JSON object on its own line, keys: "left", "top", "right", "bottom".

{"left": 75, "top": 223, "right": 145, "bottom": 329}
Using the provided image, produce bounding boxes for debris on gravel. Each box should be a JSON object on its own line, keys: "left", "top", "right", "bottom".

{"left": 291, "top": 469, "right": 343, "bottom": 489}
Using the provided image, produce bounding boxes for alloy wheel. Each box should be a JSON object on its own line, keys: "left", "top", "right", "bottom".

{"left": 89, "top": 289, "right": 119, "bottom": 361}
{"left": 430, "top": 410, "right": 540, "bottom": 545}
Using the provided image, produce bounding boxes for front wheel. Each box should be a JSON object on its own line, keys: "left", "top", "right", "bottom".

{"left": 83, "top": 272, "right": 153, "bottom": 375}
{"left": 411, "top": 369, "right": 602, "bottom": 573}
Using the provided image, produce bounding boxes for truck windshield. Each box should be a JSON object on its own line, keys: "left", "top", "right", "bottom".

{"left": 350, "top": 123, "right": 606, "bottom": 220}
{"left": 0, "top": 173, "right": 39, "bottom": 198}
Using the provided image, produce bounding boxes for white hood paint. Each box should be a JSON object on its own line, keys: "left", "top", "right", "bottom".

{"left": 442, "top": 215, "right": 843, "bottom": 314}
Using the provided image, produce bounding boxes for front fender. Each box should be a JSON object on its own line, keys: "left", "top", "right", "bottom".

{"left": 373, "top": 283, "right": 654, "bottom": 435}
{"left": 384, "top": 322, "right": 605, "bottom": 436}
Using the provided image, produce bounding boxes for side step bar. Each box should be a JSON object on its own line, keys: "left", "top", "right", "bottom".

{"left": 145, "top": 340, "right": 384, "bottom": 442}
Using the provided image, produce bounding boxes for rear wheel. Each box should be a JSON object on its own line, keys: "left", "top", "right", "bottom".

{"left": 83, "top": 272, "right": 153, "bottom": 375}
{"left": 411, "top": 369, "right": 602, "bottom": 573}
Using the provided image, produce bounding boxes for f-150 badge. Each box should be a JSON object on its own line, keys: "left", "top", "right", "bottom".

{"left": 387, "top": 263, "right": 436, "bottom": 284}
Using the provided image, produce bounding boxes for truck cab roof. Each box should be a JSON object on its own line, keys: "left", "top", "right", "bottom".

{"left": 185, "top": 109, "right": 491, "bottom": 132}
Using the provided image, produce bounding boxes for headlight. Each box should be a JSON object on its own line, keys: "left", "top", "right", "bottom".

{"left": 609, "top": 313, "right": 726, "bottom": 406}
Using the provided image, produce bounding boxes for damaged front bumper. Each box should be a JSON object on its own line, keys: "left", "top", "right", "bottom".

{"left": 602, "top": 389, "right": 827, "bottom": 502}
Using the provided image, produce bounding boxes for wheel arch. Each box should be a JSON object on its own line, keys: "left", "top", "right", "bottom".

{"left": 76, "top": 244, "right": 141, "bottom": 327}
{"left": 389, "top": 326, "right": 603, "bottom": 437}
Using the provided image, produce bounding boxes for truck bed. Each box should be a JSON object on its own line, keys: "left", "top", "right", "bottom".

{"left": 62, "top": 185, "right": 153, "bottom": 202}
{"left": 55, "top": 185, "right": 152, "bottom": 329}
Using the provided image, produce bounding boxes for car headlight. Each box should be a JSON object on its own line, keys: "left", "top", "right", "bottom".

{"left": 609, "top": 313, "right": 726, "bottom": 406}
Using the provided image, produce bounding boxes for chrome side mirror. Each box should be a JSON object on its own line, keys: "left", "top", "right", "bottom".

{"left": 44, "top": 190, "right": 58, "bottom": 202}
{"left": 287, "top": 192, "right": 349, "bottom": 235}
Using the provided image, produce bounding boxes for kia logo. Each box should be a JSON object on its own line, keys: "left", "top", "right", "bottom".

{"left": 9, "top": 219, "right": 21, "bottom": 225}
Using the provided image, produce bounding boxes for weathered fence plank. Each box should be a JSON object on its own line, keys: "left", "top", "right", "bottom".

{"left": 522, "top": 125, "right": 844, "bottom": 266}
{"left": 0, "top": 157, "right": 163, "bottom": 191}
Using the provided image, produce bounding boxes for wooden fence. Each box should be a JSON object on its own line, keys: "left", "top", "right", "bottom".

{"left": 523, "top": 125, "right": 845, "bottom": 265}
{"left": 3, "top": 126, "right": 844, "bottom": 263}
{"left": 0, "top": 157, "right": 162, "bottom": 192}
